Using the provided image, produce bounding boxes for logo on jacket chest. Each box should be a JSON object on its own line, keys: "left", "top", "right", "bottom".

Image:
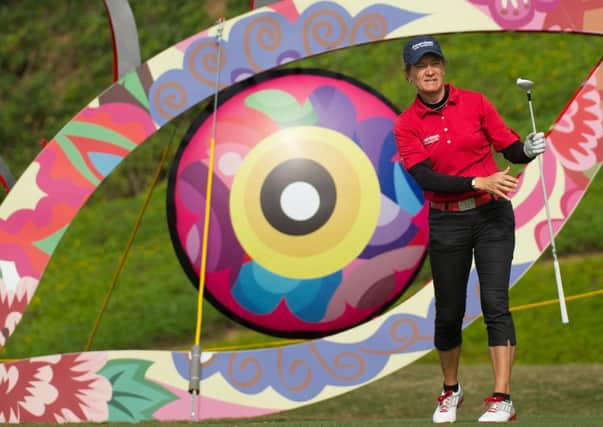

{"left": 422, "top": 134, "right": 440, "bottom": 145}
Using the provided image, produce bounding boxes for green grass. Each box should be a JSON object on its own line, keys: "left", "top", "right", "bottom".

{"left": 2, "top": 175, "right": 602, "bottom": 360}
{"left": 260, "top": 364, "right": 603, "bottom": 422}
{"left": 1, "top": 132, "right": 601, "bottom": 358}
{"left": 16, "top": 364, "right": 603, "bottom": 426}
{"left": 1, "top": 116, "right": 601, "bottom": 359}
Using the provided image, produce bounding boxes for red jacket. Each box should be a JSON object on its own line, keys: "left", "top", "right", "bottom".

{"left": 394, "top": 84, "right": 520, "bottom": 202}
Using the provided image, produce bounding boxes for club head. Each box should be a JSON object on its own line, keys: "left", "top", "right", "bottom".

{"left": 516, "top": 78, "right": 534, "bottom": 92}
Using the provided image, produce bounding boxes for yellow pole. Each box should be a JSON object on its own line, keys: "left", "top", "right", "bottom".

{"left": 188, "top": 17, "right": 225, "bottom": 420}
{"left": 194, "top": 136, "right": 217, "bottom": 346}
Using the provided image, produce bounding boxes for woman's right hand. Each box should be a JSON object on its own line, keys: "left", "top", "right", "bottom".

{"left": 473, "top": 166, "right": 518, "bottom": 200}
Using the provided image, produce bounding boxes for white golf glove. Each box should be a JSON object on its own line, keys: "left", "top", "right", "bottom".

{"left": 523, "top": 131, "right": 546, "bottom": 158}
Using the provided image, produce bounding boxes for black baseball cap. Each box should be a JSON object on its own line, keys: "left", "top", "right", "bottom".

{"left": 403, "top": 35, "right": 445, "bottom": 66}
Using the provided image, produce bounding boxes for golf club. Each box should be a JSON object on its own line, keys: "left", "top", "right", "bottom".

{"left": 516, "top": 77, "right": 569, "bottom": 324}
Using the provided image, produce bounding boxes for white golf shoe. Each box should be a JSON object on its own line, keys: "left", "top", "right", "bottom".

{"left": 432, "top": 385, "right": 463, "bottom": 423}
{"left": 478, "top": 396, "right": 517, "bottom": 423}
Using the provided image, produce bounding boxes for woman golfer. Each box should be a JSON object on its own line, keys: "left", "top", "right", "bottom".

{"left": 394, "top": 35, "right": 545, "bottom": 423}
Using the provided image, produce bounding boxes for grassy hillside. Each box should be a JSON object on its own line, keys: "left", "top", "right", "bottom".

{"left": 2, "top": 177, "right": 602, "bottom": 361}
{"left": 2, "top": 2, "right": 602, "bottom": 195}
{"left": 0, "top": 2, "right": 602, "bottom": 362}
{"left": 0, "top": 0, "right": 249, "bottom": 196}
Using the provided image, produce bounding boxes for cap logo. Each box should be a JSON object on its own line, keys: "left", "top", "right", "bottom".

{"left": 412, "top": 41, "right": 434, "bottom": 50}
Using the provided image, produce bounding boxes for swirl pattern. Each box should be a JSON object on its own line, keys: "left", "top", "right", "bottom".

{"left": 303, "top": 9, "right": 348, "bottom": 53}
{"left": 153, "top": 81, "right": 188, "bottom": 121}
{"left": 244, "top": 16, "right": 283, "bottom": 71}
{"left": 187, "top": 39, "right": 228, "bottom": 88}
{"left": 351, "top": 13, "right": 388, "bottom": 43}
{"left": 149, "top": 2, "right": 425, "bottom": 126}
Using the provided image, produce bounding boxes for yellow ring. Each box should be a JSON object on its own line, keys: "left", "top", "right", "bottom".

{"left": 230, "top": 126, "right": 381, "bottom": 279}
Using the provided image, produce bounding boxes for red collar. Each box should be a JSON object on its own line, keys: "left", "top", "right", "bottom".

{"left": 412, "top": 84, "right": 459, "bottom": 117}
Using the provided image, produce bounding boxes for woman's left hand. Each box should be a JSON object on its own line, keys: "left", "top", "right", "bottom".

{"left": 473, "top": 166, "right": 518, "bottom": 200}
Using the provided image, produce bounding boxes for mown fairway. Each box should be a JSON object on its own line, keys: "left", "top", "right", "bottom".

{"left": 17, "top": 364, "right": 603, "bottom": 426}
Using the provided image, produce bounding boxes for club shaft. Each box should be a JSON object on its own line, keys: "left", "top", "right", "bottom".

{"left": 527, "top": 95, "right": 569, "bottom": 324}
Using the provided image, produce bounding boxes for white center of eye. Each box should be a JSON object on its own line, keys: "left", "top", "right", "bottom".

{"left": 280, "top": 181, "right": 320, "bottom": 221}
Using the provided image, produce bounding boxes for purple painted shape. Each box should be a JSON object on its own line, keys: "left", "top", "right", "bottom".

{"left": 176, "top": 162, "right": 243, "bottom": 273}
{"left": 360, "top": 223, "right": 418, "bottom": 259}
{"left": 370, "top": 208, "right": 412, "bottom": 246}
{"left": 354, "top": 117, "right": 397, "bottom": 170}
{"left": 310, "top": 85, "right": 357, "bottom": 139}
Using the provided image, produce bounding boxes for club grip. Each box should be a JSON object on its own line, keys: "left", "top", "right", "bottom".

{"left": 553, "top": 260, "right": 569, "bottom": 324}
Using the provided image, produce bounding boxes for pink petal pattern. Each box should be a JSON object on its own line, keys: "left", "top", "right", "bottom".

{"left": 548, "top": 76, "right": 603, "bottom": 171}
{"left": 0, "top": 353, "right": 111, "bottom": 423}
{"left": 0, "top": 277, "right": 38, "bottom": 347}
{"left": 469, "top": 0, "right": 560, "bottom": 29}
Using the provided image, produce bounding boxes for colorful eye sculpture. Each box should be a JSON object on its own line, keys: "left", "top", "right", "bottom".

{"left": 1, "top": 1, "right": 602, "bottom": 423}
{"left": 167, "top": 69, "right": 428, "bottom": 337}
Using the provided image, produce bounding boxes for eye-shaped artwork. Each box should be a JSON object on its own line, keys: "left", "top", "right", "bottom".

{"left": 167, "top": 69, "right": 427, "bottom": 337}
{"left": 0, "top": 0, "right": 601, "bottom": 423}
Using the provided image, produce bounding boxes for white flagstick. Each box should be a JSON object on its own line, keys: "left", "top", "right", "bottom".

{"left": 516, "top": 78, "right": 569, "bottom": 324}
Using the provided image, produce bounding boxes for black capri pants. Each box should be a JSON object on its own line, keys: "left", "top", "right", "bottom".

{"left": 428, "top": 198, "right": 517, "bottom": 351}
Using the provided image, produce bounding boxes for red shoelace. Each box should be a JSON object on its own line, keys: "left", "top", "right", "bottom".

{"left": 483, "top": 395, "right": 505, "bottom": 412}
{"left": 437, "top": 390, "right": 454, "bottom": 411}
